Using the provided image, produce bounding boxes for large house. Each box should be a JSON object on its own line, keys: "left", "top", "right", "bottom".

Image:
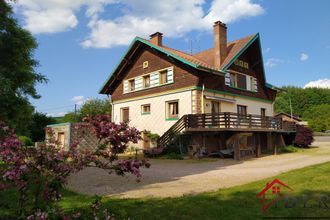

{"left": 100, "top": 21, "right": 296, "bottom": 159}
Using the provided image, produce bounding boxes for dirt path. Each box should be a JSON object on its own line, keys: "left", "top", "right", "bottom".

{"left": 67, "top": 138, "right": 330, "bottom": 198}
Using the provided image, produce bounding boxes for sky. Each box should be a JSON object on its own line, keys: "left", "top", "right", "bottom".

{"left": 9, "top": 0, "right": 330, "bottom": 117}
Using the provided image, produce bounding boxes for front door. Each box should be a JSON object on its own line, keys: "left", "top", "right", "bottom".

{"left": 211, "top": 101, "right": 220, "bottom": 126}
{"left": 121, "top": 108, "right": 129, "bottom": 123}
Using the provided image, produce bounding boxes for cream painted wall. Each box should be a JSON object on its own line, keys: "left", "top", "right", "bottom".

{"left": 202, "top": 91, "right": 274, "bottom": 116}
{"left": 112, "top": 90, "right": 192, "bottom": 136}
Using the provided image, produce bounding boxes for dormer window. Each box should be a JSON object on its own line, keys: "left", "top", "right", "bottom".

{"left": 128, "top": 79, "right": 135, "bottom": 91}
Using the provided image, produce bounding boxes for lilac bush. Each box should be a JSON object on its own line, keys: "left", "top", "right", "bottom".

{"left": 0, "top": 115, "right": 150, "bottom": 218}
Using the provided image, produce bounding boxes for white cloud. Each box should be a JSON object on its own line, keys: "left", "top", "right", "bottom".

{"left": 12, "top": 0, "right": 265, "bottom": 48}
{"left": 304, "top": 79, "right": 330, "bottom": 89}
{"left": 47, "top": 111, "right": 67, "bottom": 117}
{"left": 265, "top": 58, "right": 283, "bottom": 68}
{"left": 12, "top": 0, "right": 114, "bottom": 34}
{"left": 263, "top": 47, "right": 270, "bottom": 53}
{"left": 300, "top": 53, "right": 309, "bottom": 61}
{"left": 71, "top": 95, "right": 85, "bottom": 105}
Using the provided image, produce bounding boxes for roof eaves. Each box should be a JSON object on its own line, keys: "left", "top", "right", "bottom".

{"left": 265, "top": 82, "right": 281, "bottom": 91}
{"left": 99, "top": 37, "right": 140, "bottom": 94}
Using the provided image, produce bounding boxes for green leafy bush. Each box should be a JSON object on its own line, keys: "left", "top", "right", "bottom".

{"left": 280, "top": 145, "right": 299, "bottom": 153}
{"left": 18, "top": 136, "right": 33, "bottom": 146}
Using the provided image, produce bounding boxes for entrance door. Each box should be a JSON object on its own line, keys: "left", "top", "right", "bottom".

{"left": 121, "top": 108, "right": 129, "bottom": 123}
{"left": 211, "top": 101, "right": 220, "bottom": 126}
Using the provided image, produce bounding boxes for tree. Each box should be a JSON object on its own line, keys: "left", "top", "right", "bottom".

{"left": 275, "top": 87, "right": 330, "bottom": 116}
{"left": 0, "top": 1, "right": 47, "bottom": 135}
{"left": 0, "top": 116, "right": 150, "bottom": 218}
{"left": 303, "top": 104, "right": 330, "bottom": 132}
{"left": 60, "top": 98, "right": 112, "bottom": 123}
{"left": 28, "top": 112, "right": 56, "bottom": 142}
{"left": 80, "top": 98, "right": 112, "bottom": 118}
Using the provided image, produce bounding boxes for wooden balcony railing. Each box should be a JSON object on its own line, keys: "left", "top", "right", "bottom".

{"left": 157, "top": 112, "right": 296, "bottom": 148}
{"left": 185, "top": 112, "right": 296, "bottom": 131}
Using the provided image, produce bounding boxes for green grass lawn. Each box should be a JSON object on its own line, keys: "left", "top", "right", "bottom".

{"left": 1, "top": 162, "right": 330, "bottom": 219}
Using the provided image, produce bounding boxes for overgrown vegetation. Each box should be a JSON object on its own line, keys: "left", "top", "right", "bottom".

{"left": 275, "top": 86, "right": 330, "bottom": 132}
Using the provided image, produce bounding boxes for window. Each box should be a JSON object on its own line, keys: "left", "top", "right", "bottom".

{"left": 234, "top": 59, "right": 249, "bottom": 69}
{"left": 141, "top": 104, "right": 151, "bottom": 114}
{"left": 261, "top": 108, "right": 266, "bottom": 117}
{"left": 121, "top": 107, "right": 129, "bottom": 123}
{"left": 143, "top": 75, "right": 150, "bottom": 88}
{"left": 237, "top": 74, "right": 247, "bottom": 90}
{"left": 128, "top": 79, "right": 135, "bottom": 91}
{"left": 237, "top": 105, "right": 247, "bottom": 116}
{"left": 159, "top": 69, "right": 168, "bottom": 84}
{"left": 57, "top": 132, "right": 65, "bottom": 148}
{"left": 166, "top": 101, "right": 179, "bottom": 119}
{"left": 230, "top": 73, "right": 237, "bottom": 87}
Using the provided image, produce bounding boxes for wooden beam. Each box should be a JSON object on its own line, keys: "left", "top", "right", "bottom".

{"left": 255, "top": 133, "right": 261, "bottom": 157}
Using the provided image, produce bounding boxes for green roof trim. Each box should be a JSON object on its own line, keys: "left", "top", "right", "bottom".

{"left": 221, "top": 33, "right": 260, "bottom": 71}
{"left": 265, "top": 83, "right": 281, "bottom": 91}
{"left": 99, "top": 36, "right": 226, "bottom": 94}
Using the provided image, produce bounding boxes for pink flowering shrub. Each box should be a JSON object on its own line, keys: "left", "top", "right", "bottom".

{"left": 0, "top": 115, "right": 150, "bottom": 218}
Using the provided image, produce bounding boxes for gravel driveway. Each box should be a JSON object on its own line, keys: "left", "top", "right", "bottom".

{"left": 67, "top": 137, "right": 330, "bottom": 198}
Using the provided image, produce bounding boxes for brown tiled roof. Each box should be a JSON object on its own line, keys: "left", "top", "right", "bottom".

{"left": 147, "top": 34, "right": 255, "bottom": 71}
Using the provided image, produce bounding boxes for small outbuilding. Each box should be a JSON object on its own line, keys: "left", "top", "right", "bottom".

{"left": 46, "top": 122, "right": 98, "bottom": 150}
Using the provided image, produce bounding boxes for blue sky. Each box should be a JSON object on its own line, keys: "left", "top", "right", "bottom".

{"left": 10, "top": 0, "right": 330, "bottom": 116}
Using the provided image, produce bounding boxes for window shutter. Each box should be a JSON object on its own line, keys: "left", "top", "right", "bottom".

{"left": 123, "top": 80, "right": 129, "bottom": 93}
{"left": 225, "top": 73, "right": 231, "bottom": 86}
{"left": 150, "top": 72, "right": 159, "bottom": 87}
{"left": 135, "top": 76, "right": 143, "bottom": 90}
{"left": 167, "top": 67, "right": 174, "bottom": 83}
{"left": 246, "top": 76, "right": 251, "bottom": 91}
{"left": 254, "top": 78, "right": 258, "bottom": 92}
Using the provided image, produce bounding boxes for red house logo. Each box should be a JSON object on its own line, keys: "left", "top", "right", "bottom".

{"left": 256, "top": 179, "right": 293, "bottom": 212}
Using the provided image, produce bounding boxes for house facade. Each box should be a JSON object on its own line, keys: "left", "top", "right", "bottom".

{"left": 100, "top": 21, "right": 295, "bottom": 158}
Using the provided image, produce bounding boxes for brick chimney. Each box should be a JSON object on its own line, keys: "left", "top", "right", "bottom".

{"left": 213, "top": 21, "right": 227, "bottom": 68}
{"left": 149, "top": 32, "right": 163, "bottom": 46}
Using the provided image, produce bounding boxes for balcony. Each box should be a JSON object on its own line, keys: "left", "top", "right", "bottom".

{"left": 184, "top": 112, "right": 296, "bottom": 132}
